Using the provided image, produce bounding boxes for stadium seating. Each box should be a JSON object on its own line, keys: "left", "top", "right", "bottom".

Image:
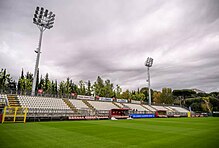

{"left": 1, "top": 95, "right": 190, "bottom": 120}
{"left": 68, "top": 99, "right": 89, "bottom": 110}
{"left": 151, "top": 105, "right": 168, "bottom": 111}
{"left": 169, "top": 106, "right": 189, "bottom": 113}
{"left": 18, "top": 96, "right": 71, "bottom": 110}
{"left": 164, "top": 106, "right": 175, "bottom": 112}
{"left": 142, "top": 105, "right": 157, "bottom": 112}
{"left": 0, "top": 94, "right": 8, "bottom": 106}
{"left": 0, "top": 94, "right": 7, "bottom": 99}
{"left": 123, "top": 103, "right": 148, "bottom": 111}
{"left": 87, "top": 101, "right": 119, "bottom": 110}
{"left": 113, "top": 102, "right": 124, "bottom": 108}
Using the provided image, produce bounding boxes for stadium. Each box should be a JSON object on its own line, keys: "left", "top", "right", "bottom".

{"left": 1, "top": 0, "right": 219, "bottom": 148}
{"left": 0, "top": 94, "right": 190, "bottom": 122}
{"left": 0, "top": 94, "right": 219, "bottom": 147}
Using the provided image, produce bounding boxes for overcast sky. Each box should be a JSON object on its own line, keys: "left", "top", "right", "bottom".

{"left": 0, "top": 0, "right": 219, "bottom": 92}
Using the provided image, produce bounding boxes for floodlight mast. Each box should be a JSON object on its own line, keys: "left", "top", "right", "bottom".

{"left": 145, "top": 57, "right": 153, "bottom": 105}
{"left": 31, "top": 6, "right": 55, "bottom": 96}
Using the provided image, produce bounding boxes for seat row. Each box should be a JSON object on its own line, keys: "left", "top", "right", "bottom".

{"left": 88, "top": 101, "right": 119, "bottom": 110}
{"left": 16, "top": 95, "right": 189, "bottom": 113}
{"left": 18, "top": 96, "right": 70, "bottom": 110}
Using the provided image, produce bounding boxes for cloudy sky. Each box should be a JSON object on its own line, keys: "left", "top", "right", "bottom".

{"left": 0, "top": 0, "right": 219, "bottom": 92}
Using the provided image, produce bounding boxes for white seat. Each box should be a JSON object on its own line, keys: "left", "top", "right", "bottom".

{"left": 69, "top": 99, "right": 89, "bottom": 109}
{"left": 17, "top": 95, "right": 71, "bottom": 110}
{"left": 88, "top": 101, "right": 118, "bottom": 110}
{"left": 123, "top": 103, "right": 148, "bottom": 111}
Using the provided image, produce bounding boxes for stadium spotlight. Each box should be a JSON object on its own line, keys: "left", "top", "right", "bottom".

{"left": 145, "top": 57, "right": 153, "bottom": 105}
{"left": 31, "top": 6, "right": 55, "bottom": 96}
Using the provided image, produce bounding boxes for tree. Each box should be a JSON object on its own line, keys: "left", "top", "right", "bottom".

{"left": 86, "top": 80, "right": 92, "bottom": 96}
{"left": 152, "top": 91, "right": 162, "bottom": 104}
{"left": 38, "top": 75, "right": 44, "bottom": 90}
{"left": 25, "top": 72, "right": 33, "bottom": 95}
{"left": 54, "top": 80, "right": 58, "bottom": 96}
{"left": 121, "top": 89, "right": 130, "bottom": 99}
{"left": 131, "top": 91, "right": 145, "bottom": 101}
{"left": 210, "top": 92, "right": 219, "bottom": 99}
{"left": 140, "top": 87, "right": 148, "bottom": 98}
{"left": 115, "top": 84, "right": 122, "bottom": 98}
{"left": 0, "top": 69, "right": 12, "bottom": 92}
{"left": 35, "top": 68, "right": 39, "bottom": 93}
{"left": 160, "top": 88, "right": 174, "bottom": 104}
{"left": 18, "top": 78, "right": 25, "bottom": 95}
{"left": 51, "top": 80, "right": 55, "bottom": 96}
{"left": 104, "top": 79, "right": 114, "bottom": 98}
{"left": 65, "top": 78, "right": 71, "bottom": 97}
{"left": 44, "top": 73, "right": 51, "bottom": 95}
{"left": 201, "top": 97, "right": 213, "bottom": 113}
{"left": 78, "top": 80, "right": 86, "bottom": 95}
{"left": 191, "top": 102, "right": 202, "bottom": 112}
{"left": 173, "top": 89, "right": 196, "bottom": 99}
{"left": 71, "top": 82, "right": 78, "bottom": 94}
{"left": 173, "top": 89, "right": 196, "bottom": 105}
{"left": 17, "top": 68, "right": 24, "bottom": 94}
{"left": 93, "top": 76, "right": 105, "bottom": 97}
{"left": 209, "top": 97, "right": 219, "bottom": 111}
{"left": 58, "top": 81, "right": 65, "bottom": 97}
{"left": 196, "top": 92, "right": 208, "bottom": 97}
{"left": 140, "top": 87, "right": 154, "bottom": 102}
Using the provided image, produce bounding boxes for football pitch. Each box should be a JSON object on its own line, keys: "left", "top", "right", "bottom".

{"left": 0, "top": 118, "right": 219, "bottom": 148}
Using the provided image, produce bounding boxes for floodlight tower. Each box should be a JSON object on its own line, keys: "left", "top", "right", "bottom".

{"left": 145, "top": 57, "right": 153, "bottom": 105}
{"left": 31, "top": 6, "right": 55, "bottom": 96}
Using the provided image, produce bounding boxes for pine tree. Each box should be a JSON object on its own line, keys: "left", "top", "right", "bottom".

{"left": 78, "top": 80, "right": 86, "bottom": 95}
{"left": 44, "top": 73, "right": 51, "bottom": 95}
{"left": 55, "top": 80, "right": 58, "bottom": 96}
{"left": 104, "top": 79, "right": 114, "bottom": 98}
{"left": 86, "top": 80, "right": 92, "bottom": 96}
{"left": 115, "top": 85, "right": 122, "bottom": 98}
{"left": 38, "top": 75, "right": 44, "bottom": 90}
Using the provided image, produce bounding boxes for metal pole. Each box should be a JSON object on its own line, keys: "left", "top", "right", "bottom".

{"left": 31, "top": 29, "right": 43, "bottom": 96}
{"left": 148, "top": 66, "right": 151, "bottom": 105}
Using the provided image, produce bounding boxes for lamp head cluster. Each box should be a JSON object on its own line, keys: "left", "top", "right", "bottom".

{"left": 33, "top": 6, "right": 55, "bottom": 29}
{"left": 145, "top": 57, "right": 153, "bottom": 67}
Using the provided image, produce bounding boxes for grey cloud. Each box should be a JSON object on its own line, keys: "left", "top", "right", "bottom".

{"left": 0, "top": 0, "right": 219, "bottom": 92}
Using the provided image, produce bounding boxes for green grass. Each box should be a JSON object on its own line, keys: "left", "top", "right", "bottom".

{"left": 0, "top": 118, "right": 219, "bottom": 148}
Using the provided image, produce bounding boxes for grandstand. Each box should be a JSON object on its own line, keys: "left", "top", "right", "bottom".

{"left": 18, "top": 96, "right": 70, "bottom": 110}
{"left": 113, "top": 102, "right": 124, "bottom": 108}
{"left": 0, "top": 94, "right": 7, "bottom": 107}
{"left": 16, "top": 96, "right": 74, "bottom": 121}
{"left": 169, "top": 106, "right": 189, "bottom": 117}
{"left": 170, "top": 106, "right": 189, "bottom": 113}
{"left": 68, "top": 99, "right": 89, "bottom": 110}
{"left": 151, "top": 105, "right": 169, "bottom": 118}
{"left": 142, "top": 105, "right": 157, "bottom": 112}
{"left": 123, "top": 103, "right": 149, "bottom": 112}
{"left": 0, "top": 94, "right": 191, "bottom": 122}
{"left": 151, "top": 105, "right": 168, "bottom": 111}
{"left": 87, "top": 101, "right": 119, "bottom": 110}
{"left": 165, "top": 106, "right": 175, "bottom": 112}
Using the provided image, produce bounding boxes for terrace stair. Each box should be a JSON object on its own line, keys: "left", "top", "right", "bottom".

{"left": 141, "top": 104, "right": 148, "bottom": 110}
{"left": 112, "top": 102, "right": 121, "bottom": 108}
{"left": 120, "top": 103, "right": 130, "bottom": 109}
{"left": 7, "top": 94, "right": 20, "bottom": 107}
{"left": 82, "top": 100, "right": 96, "bottom": 111}
{"left": 63, "top": 99, "right": 78, "bottom": 113}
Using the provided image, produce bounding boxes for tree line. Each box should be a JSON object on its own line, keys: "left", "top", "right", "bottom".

{"left": 0, "top": 68, "right": 219, "bottom": 112}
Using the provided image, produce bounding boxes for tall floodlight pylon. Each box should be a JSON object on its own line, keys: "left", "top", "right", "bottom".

{"left": 145, "top": 57, "right": 153, "bottom": 105}
{"left": 31, "top": 6, "right": 55, "bottom": 96}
